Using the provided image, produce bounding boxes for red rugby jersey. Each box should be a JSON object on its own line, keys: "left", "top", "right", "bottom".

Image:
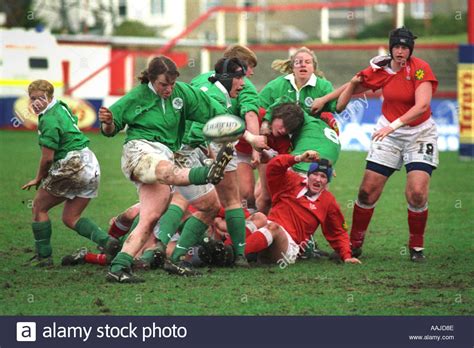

{"left": 266, "top": 154, "right": 351, "bottom": 260}
{"left": 359, "top": 56, "right": 438, "bottom": 126}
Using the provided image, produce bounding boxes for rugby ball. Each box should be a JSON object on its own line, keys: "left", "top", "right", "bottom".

{"left": 203, "top": 114, "right": 246, "bottom": 143}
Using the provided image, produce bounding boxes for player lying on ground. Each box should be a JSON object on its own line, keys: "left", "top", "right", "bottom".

{"left": 255, "top": 101, "right": 341, "bottom": 224}
{"left": 99, "top": 56, "right": 234, "bottom": 283}
{"left": 246, "top": 150, "right": 361, "bottom": 265}
{"left": 22, "top": 79, "right": 120, "bottom": 267}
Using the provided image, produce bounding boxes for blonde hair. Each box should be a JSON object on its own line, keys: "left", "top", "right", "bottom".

{"left": 271, "top": 47, "right": 324, "bottom": 77}
{"left": 223, "top": 44, "right": 258, "bottom": 68}
{"left": 28, "top": 79, "right": 54, "bottom": 99}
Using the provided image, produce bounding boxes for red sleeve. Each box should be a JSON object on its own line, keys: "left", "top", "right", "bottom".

{"left": 412, "top": 59, "right": 438, "bottom": 94}
{"left": 266, "top": 154, "right": 297, "bottom": 197}
{"left": 320, "top": 195, "right": 351, "bottom": 260}
{"left": 358, "top": 66, "right": 395, "bottom": 92}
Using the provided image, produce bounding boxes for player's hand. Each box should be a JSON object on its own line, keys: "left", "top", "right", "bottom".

{"left": 98, "top": 106, "right": 113, "bottom": 125}
{"left": 250, "top": 149, "right": 261, "bottom": 167}
{"left": 344, "top": 257, "right": 362, "bottom": 264}
{"left": 260, "top": 121, "right": 271, "bottom": 136}
{"left": 372, "top": 126, "right": 394, "bottom": 142}
{"left": 22, "top": 178, "right": 41, "bottom": 190}
{"left": 295, "top": 150, "right": 320, "bottom": 163}
{"left": 350, "top": 74, "right": 363, "bottom": 85}
{"left": 249, "top": 135, "right": 269, "bottom": 152}
{"left": 310, "top": 97, "right": 326, "bottom": 114}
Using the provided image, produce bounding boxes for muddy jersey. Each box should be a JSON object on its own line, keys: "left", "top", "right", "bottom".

{"left": 38, "top": 100, "right": 89, "bottom": 161}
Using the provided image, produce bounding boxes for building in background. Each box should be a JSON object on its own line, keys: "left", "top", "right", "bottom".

{"left": 28, "top": 0, "right": 185, "bottom": 37}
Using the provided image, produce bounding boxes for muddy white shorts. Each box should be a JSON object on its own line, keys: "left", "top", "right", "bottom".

{"left": 174, "top": 145, "right": 214, "bottom": 202}
{"left": 209, "top": 141, "right": 238, "bottom": 172}
{"left": 42, "top": 147, "right": 100, "bottom": 199}
{"left": 265, "top": 220, "right": 300, "bottom": 264}
{"left": 367, "top": 117, "right": 439, "bottom": 170}
{"left": 121, "top": 139, "right": 174, "bottom": 184}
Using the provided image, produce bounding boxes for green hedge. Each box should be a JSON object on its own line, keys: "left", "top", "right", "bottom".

{"left": 357, "top": 13, "right": 467, "bottom": 39}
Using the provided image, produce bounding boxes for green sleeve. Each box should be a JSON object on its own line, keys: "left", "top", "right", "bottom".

{"left": 38, "top": 117, "right": 61, "bottom": 151}
{"left": 181, "top": 83, "right": 226, "bottom": 123}
{"left": 104, "top": 94, "right": 130, "bottom": 137}
{"left": 258, "top": 82, "right": 275, "bottom": 111}
{"left": 237, "top": 78, "right": 259, "bottom": 117}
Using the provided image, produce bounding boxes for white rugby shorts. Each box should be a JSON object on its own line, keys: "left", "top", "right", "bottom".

{"left": 121, "top": 139, "right": 174, "bottom": 185}
{"left": 209, "top": 141, "right": 238, "bottom": 172}
{"left": 174, "top": 145, "right": 214, "bottom": 202}
{"left": 367, "top": 116, "right": 439, "bottom": 170}
{"left": 42, "top": 147, "right": 100, "bottom": 199}
{"left": 263, "top": 220, "right": 300, "bottom": 264}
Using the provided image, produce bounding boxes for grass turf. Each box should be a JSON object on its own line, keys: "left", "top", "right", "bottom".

{"left": 0, "top": 130, "right": 472, "bottom": 316}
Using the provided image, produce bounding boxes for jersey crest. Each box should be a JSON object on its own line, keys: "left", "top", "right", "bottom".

{"left": 172, "top": 97, "right": 184, "bottom": 110}
{"left": 415, "top": 69, "right": 425, "bottom": 80}
{"left": 304, "top": 97, "right": 314, "bottom": 107}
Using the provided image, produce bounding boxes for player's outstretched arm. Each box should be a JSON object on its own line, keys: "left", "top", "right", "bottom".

{"left": 336, "top": 75, "right": 363, "bottom": 113}
{"left": 21, "top": 146, "right": 55, "bottom": 190}
{"left": 294, "top": 150, "right": 320, "bottom": 163}
{"left": 310, "top": 83, "right": 348, "bottom": 114}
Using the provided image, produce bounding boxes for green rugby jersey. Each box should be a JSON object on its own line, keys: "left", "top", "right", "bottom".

{"left": 105, "top": 82, "right": 225, "bottom": 152}
{"left": 259, "top": 73, "right": 336, "bottom": 116}
{"left": 38, "top": 100, "right": 89, "bottom": 161}
{"left": 291, "top": 113, "right": 341, "bottom": 172}
{"left": 184, "top": 75, "right": 255, "bottom": 147}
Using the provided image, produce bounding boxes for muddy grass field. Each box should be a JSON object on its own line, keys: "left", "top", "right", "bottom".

{"left": 1, "top": 130, "right": 472, "bottom": 315}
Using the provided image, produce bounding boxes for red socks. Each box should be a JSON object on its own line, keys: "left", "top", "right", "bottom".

{"left": 84, "top": 253, "right": 108, "bottom": 265}
{"left": 408, "top": 208, "right": 428, "bottom": 249}
{"left": 108, "top": 218, "right": 130, "bottom": 239}
{"left": 350, "top": 202, "right": 375, "bottom": 249}
{"left": 245, "top": 231, "right": 271, "bottom": 255}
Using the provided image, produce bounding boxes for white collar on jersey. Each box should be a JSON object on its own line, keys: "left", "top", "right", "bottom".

{"left": 284, "top": 73, "right": 317, "bottom": 91}
{"left": 148, "top": 81, "right": 158, "bottom": 95}
{"left": 296, "top": 186, "right": 321, "bottom": 202}
{"left": 39, "top": 97, "right": 57, "bottom": 116}
{"left": 214, "top": 81, "right": 232, "bottom": 109}
{"left": 369, "top": 55, "right": 396, "bottom": 74}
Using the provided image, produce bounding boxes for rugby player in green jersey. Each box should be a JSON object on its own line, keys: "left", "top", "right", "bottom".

{"left": 22, "top": 80, "right": 120, "bottom": 267}
{"left": 99, "top": 56, "right": 233, "bottom": 283}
